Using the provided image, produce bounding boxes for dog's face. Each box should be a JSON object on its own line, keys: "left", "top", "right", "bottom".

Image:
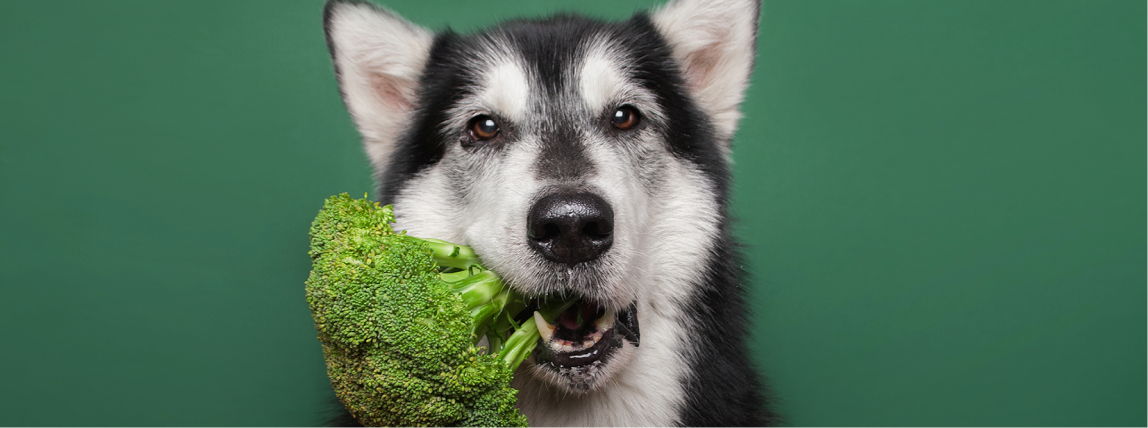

{"left": 325, "top": 0, "right": 757, "bottom": 402}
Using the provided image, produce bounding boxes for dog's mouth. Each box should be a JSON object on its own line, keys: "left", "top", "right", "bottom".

{"left": 517, "top": 298, "right": 639, "bottom": 384}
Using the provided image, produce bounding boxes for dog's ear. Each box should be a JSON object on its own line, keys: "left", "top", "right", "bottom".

{"left": 324, "top": 0, "right": 434, "bottom": 172}
{"left": 652, "top": 0, "right": 760, "bottom": 144}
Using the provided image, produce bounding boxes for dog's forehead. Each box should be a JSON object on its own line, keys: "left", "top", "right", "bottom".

{"left": 445, "top": 22, "right": 638, "bottom": 120}
{"left": 478, "top": 58, "right": 531, "bottom": 122}
{"left": 578, "top": 44, "right": 628, "bottom": 114}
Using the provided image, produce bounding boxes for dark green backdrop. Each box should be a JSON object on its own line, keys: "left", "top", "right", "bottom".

{"left": 0, "top": 0, "right": 1143, "bottom": 426}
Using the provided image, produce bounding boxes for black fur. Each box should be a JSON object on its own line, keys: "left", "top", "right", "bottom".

{"left": 679, "top": 233, "right": 780, "bottom": 426}
{"left": 379, "top": 30, "right": 468, "bottom": 204}
{"left": 611, "top": 14, "right": 778, "bottom": 426}
{"left": 371, "top": 12, "right": 739, "bottom": 202}
{"left": 534, "top": 118, "right": 596, "bottom": 181}
{"left": 608, "top": 14, "right": 779, "bottom": 427}
{"left": 323, "top": 1, "right": 775, "bottom": 425}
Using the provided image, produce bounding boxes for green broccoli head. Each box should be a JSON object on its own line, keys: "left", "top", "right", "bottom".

{"left": 305, "top": 193, "right": 568, "bottom": 426}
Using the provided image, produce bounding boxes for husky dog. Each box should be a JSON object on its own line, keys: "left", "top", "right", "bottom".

{"left": 322, "top": 0, "right": 774, "bottom": 425}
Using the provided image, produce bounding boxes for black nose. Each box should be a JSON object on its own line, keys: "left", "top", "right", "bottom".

{"left": 527, "top": 192, "right": 614, "bottom": 265}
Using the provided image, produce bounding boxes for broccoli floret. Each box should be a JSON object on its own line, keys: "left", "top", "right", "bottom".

{"left": 305, "top": 193, "right": 571, "bottom": 427}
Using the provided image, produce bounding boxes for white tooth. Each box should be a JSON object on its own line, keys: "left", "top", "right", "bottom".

{"left": 534, "top": 311, "right": 556, "bottom": 343}
{"left": 594, "top": 309, "right": 615, "bottom": 331}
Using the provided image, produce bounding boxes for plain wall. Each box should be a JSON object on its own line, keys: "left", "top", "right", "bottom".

{"left": 0, "top": 0, "right": 1143, "bottom": 425}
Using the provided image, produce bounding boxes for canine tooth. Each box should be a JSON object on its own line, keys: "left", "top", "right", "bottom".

{"left": 534, "top": 311, "right": 556, "bottom": 343}
{"left": 594, "top": 309, "right": 615, "bottom": 331}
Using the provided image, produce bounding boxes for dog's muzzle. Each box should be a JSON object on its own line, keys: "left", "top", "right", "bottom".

{"left": 520, "top": 190, "right": 637, "bottom": 390}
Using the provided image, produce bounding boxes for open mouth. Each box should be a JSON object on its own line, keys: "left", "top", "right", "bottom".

{"left": 525, "top": 299, "right": 639, "bottom": 370}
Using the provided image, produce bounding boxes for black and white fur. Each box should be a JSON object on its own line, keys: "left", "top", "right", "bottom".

{"left": 323, "top": 0, "right": 775, "bottom": 425}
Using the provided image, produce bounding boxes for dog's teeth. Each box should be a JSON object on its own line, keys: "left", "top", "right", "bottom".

{"left": 594, "top": 309, "right": 615, "bottom": 331}
{"left": 551, "top": 341, "right": 575, "bottom": 352}
{"left": 534, "top": 311, "right": 556, "bottom": 343}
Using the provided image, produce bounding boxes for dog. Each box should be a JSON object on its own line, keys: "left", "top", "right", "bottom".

{"left": 322, "top": 0, "right": 775, "bottom": 425}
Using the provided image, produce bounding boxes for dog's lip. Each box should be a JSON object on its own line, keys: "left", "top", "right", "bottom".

{"left": 538, "top": 328, "right": 617, "bottom": 368}
{"left": 528, "top": 300, "right": 638, "bottom": 369}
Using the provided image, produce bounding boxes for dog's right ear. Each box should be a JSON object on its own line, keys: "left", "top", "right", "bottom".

{"left": 324, "top": 0, "right": 434, "bottom": 172}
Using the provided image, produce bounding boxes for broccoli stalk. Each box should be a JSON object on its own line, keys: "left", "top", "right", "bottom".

{"left": 428, "top": 238, "right": 572, "bottom": 370}
{"left": 305, "top": 194, "right": 571, "bottom": 427}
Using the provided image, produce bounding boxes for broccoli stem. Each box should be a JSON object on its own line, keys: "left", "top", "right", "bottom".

{"left": 423, "top": 238, "right": 480, "bottom": 270}
{"left": 444, "top": 270, "right": 504, "bottom": 310}
{"left": 499, "top": 316, "right": 539, "bottom": 370}
{"left": 498, "top": 299, "right": 576, "bottom": 370}
{"left": 423, "top": 237, "right": 572, "bottom": 372}
{"left": 440, "top": 268, "right": 508, "bottom": 339}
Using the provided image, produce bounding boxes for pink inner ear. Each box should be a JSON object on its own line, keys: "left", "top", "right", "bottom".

{"left": 684, "top": 41, "right": 723, "bottom": 92}
{"left": 371, "top": 72, "right": 412, "bottom": 111}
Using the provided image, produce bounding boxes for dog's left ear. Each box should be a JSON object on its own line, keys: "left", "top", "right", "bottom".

{"left": 652, "top": 0, "right": 760, "bottom": 145}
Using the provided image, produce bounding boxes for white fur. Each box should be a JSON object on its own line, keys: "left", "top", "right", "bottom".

{"left": 388, "top": 167, "right": 465, "bottom": 243}
{"left": 653, "top": 0, "right": 758, "bottom": 151}
{"left": 480, "top": 61, "right": 531, "bottom": 122}
{"left": 386, "top": 30, "right": 728, "bottom": 428}
{"left": 331, "top": 0, "right": 752, "bottom": 425}
{"left": 325, "top": 2, "right": 434, "bottom": 173}
{"left": 578, "top": 39, "right": 669, "bottom": 129}
{"left": 442, "top": 47, "right": 533, "bottom": 137}
{"left": 391, "top": 37, "right": 725, "bottom": 424}
{"left": 579, "top": 49, "right": 625, "bottom": 113}
{"left": 511, "top": 133, "right": 723, "bottom": 427}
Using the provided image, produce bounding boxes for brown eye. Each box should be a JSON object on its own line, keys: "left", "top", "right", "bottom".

{"left": 469, "top": 115, "right": 500, "bottom": 140}
{"left": 611, "top": 106, "right": 639, "bottom": 130}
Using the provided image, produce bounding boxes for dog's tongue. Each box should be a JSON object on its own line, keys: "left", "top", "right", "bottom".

{"left": 556, "top": 300, "right": 600, "bottom": 330}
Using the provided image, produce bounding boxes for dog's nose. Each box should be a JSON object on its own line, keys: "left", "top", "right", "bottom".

{"left": 527, "top": 192, "right": 614, "bottom": 265}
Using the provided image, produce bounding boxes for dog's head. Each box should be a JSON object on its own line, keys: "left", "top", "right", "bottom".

{"left": 324, "top": 0, "right": 758, "bottom": 396}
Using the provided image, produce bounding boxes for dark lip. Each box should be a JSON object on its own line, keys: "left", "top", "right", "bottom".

{"left": 529, "top": 301, "right": 639, "bottom": 370}
{"left": 534, "top": 328, "right": 619, "bottom": 369}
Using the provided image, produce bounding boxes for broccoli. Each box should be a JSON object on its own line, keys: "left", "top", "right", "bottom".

{"left": 305, "top": 193, "right": 571, "bottom": 427}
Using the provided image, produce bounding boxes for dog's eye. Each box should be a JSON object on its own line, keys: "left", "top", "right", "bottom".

{"left": 611, "top": 106, "right": 640, "bottom": 130}
{"left": 468, "top": 115, "right": 500, "bottom": 141}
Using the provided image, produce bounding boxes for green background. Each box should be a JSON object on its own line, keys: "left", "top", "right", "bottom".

{"left": 0, "top": 0, "right": 1143, "bottom": 426}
